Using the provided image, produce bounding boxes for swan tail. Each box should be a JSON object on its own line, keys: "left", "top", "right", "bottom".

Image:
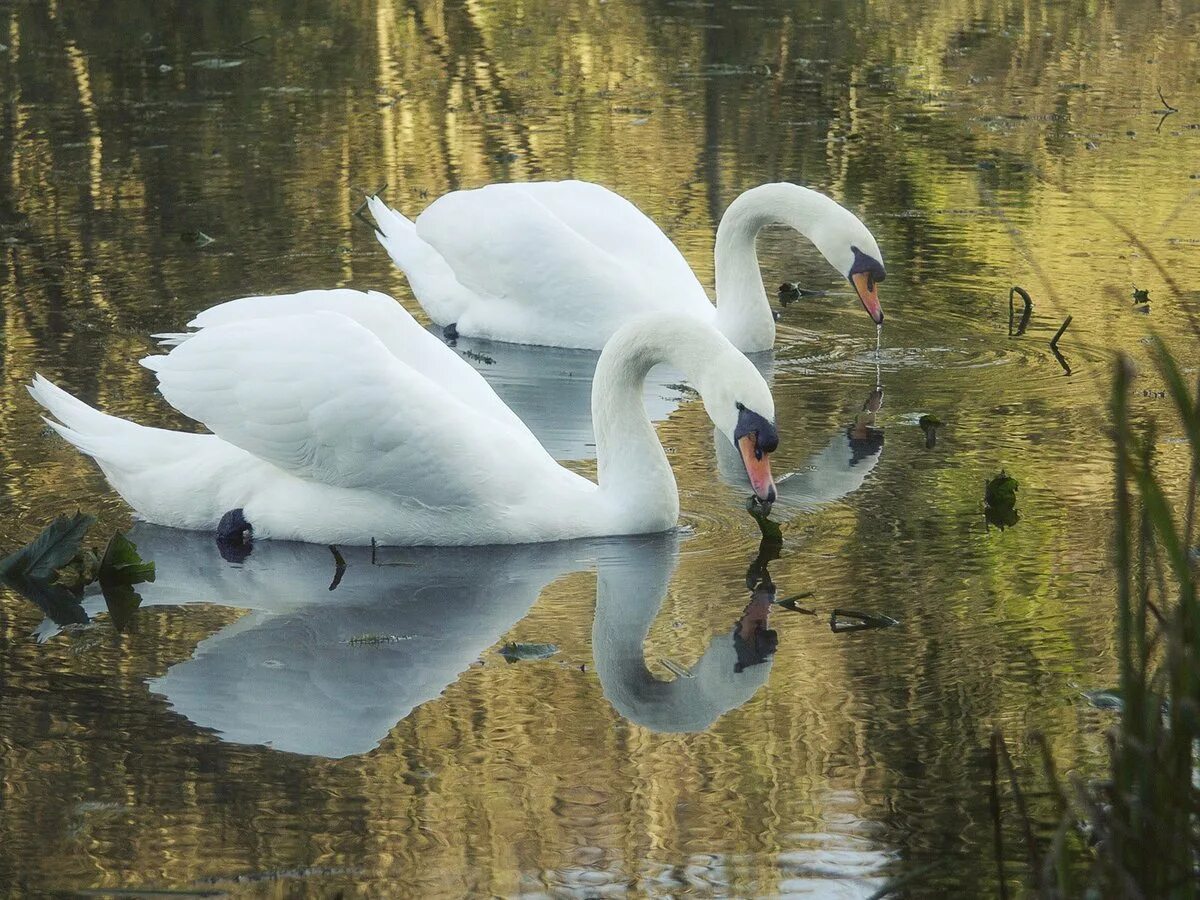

{"left": 28, "top": 375, "right": 232, "bottom": 529}
{"left": 150, "top": 331, "right": 193, "bottom": 347}
{"left": 366, "top": 195, "right": 475, "bottom": 324}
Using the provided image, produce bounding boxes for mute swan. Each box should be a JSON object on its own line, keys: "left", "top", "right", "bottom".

{"left": 28, "top": 289, "right": 778, "bottom": 547}
{"left": 367, "top": 180, "right": 885, "bottom": 352}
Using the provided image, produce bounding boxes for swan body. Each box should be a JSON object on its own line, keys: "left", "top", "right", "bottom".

{"left": 368, "top": 180, "right": 886, "bottom": 352}
{"left": 30, "top": 290, "right": 778, "bottom": 546}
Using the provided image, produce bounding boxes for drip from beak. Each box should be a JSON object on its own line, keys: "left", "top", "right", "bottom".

{"left": 851, "top": 271, "right": 884, "bottom": 325}
{"left": 738, "top": 434, "right": 777, "bottom": 503}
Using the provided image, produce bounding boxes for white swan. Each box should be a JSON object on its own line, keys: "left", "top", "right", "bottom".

{"left": 28, "top": 289, "right": 779, "bottom": 547}
{"left": 367, "top": 180, "right": 886, "bottom": 352}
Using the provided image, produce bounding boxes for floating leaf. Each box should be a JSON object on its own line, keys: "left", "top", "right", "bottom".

{"left": 52, "top": 547, "right": 101, "bottom": 591}
{"left": 0, "top": 512, "right": 95, "bottom": 581}
{"left": 830, "top": 608, "right": 899, "bottom": 633}
{"left": 498, "top": 642, "right": 558, "bottom": 663}
{"left": 101, "top": 582, "right": 142, "bottom": 633}
{"left": 2, "top": 575, "right": 89, "bottom": 626}
{"left": 99, "top": 532, "right": 155, "bottom": 586}
{"left": 748, "top": 505, "right": 782, "bottom": 543}
{"left": 985, "top": 471, "right": 1019, "bottom": 509}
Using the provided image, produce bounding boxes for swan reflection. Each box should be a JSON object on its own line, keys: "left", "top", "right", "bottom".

{"left": 44, "top": 524, "right": 783, "bottom": 757}
{"left": 717, "top": 383, "right": 884, "bottom": 515}
{"left": 442, "top": 327, "right": 706, "bottom": 460}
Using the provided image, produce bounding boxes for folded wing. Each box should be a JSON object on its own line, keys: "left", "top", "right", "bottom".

{"left": 141, "top": 311, "right": 557, "bottom": 507}
{"left": 155, "top": 289, "right": 531, "bottom": 436}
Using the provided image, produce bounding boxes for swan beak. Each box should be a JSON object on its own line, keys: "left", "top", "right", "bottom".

{"left": 851, "top": 272, "right": 884, "bottom": 325}
{"left": 738, "top": 434, "right": 777, "bottom": 503}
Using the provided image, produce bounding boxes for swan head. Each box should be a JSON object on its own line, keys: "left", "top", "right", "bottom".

{"left": 697, "top": 353, "right": 778, "bottom": 504}
{"left": 770, "top": 185, "right": 885, "bottom": 325}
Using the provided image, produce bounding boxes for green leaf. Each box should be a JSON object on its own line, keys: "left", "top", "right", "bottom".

{"left": 985, "top": 471, "right": 1019, "bottom": 510}
{"left": 101, "top": 581, "right": 143, "bottom": 633}
{"left": 2, "top": 575, "right": 89, "bottom": 626}
{"left": 98, "top": 532, "right": 155, "bottom": 586}
{"left": 0, "top": 512, "right": 95, "bottom": 580}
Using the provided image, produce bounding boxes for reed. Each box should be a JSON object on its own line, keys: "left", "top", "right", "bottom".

{"left": 991, "top": 338, "right": 1199, "bottom": 897}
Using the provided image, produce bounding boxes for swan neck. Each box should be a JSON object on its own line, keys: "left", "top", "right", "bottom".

{"left": 591, "top": 326, "right": 681, "bottom": 532}
{"left": 713, "top": 184, "right": 824, "bottom": 352}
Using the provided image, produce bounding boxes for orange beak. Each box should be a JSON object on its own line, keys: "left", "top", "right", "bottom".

{"left": 738, "top": 434, "right": 776, "bottom": 502}
{"left": 851, "top": 271, "right": 884, "bottom": 325}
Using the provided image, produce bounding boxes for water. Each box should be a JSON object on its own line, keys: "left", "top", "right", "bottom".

{"left": 1, "top": 0, "right": 1198, "bottom": 895}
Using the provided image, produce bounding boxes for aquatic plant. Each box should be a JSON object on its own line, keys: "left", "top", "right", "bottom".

{"left": 992, "top": 338, "right": 1199, "bottom": 897}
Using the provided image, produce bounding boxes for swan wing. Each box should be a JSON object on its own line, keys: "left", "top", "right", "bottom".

{"left": 415, "top": 182, "right": 711, "bottom": 331}
{"left": 510, "top": 181, "right": 708, "bottom": 302}
{"left": 141, "top": 311, "right": 558, "bottom": 507}
{"left": 156, "top": 289, "right": 531, "bottom": 435}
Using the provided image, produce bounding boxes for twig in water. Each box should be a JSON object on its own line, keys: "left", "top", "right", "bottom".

{"left": 1050, "top": 315, "right": 1073, "bottom": 375}
{"left": 233, "top": 34, "right": 269, "bottom": 56}
{"left": 1155, "top": 87, "right": 1178, "bottom": 132}
{"left": 370, "top": 537, "right": 414, "bottom": 567}
{"left": 353, "top": 183, "right": 388, "bottom": 234}
{"left": 328, "top": 545, "right": 346, "bottom": 591}
{"left": 1009, "top": 286, "right": 1032, "bottom": 336}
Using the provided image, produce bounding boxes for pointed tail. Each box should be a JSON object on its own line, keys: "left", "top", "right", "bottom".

{"left": 365, "top": 195, "right": 475, "bottom": 324}
{"left": 28, "top": 375, "right": 234, "bottom": 530}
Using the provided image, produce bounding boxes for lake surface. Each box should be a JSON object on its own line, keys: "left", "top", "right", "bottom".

{"left": 1, "top": 0, "right": 1198, "bottom": 895}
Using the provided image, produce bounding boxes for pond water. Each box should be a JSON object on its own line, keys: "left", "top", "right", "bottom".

{"left": 2, "top": 0, "right": 1199, "bottom": 895}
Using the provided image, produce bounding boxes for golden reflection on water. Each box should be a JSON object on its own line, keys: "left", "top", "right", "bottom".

{"left": 1, "top": 0, "right": 1199, "bottom": 895}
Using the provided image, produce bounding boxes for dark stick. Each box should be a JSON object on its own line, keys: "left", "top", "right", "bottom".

{"left": 1157, "top": 86, "right": 1178, "bottom": 112}
{"left": 1051, "top": 314, "right": 1070, "bottom": 348}
{"left": 328, "top": 545, "right": 347, "bottom": 591}
{"left": 1009, "top": 286, "right": 1032, "bottom": 337}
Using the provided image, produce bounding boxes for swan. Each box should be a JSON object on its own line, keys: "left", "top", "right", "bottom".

{"left": 367, "top": 180, "right": 886, "bottom": 352}
{"left": 28, "top": 289, "right": 779, "bottom": 547}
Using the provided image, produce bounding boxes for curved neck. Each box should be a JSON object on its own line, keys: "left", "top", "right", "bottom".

{"left": 589, "top": 321, "right": 682, "bottom": 532}
{"left": 591, "top": 544, "right": 774, "bottom": 733}
{"left": 713, "top": 183, "right": 835, "bottom": 352}
{"left": 590, "top": 315, "right": 738, "bottom": 533}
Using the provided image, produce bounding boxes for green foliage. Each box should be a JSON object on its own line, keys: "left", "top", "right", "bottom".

{"left": 99, "top": 533, "right": 155, "bottom": 586}
{"left": 0, "top": 512, "right": 96, "bottom": 581}
{"left": 985, "top": 471, "right": 1019, "bottom": 509}
{"left": 1, "top": 519, "right": 154, "bottom": 633}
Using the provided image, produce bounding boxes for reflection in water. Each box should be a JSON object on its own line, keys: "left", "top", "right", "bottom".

{"left": 717, "top": 383, "right": 885, "bottom": 515}
{"left": 48, "top": 525, "right": 786, "bottom": 756}
{"left": 437, "top": 327, "right": 689, "bottom": 460}
{"left": 594, "top": 529, "right": 780, "bottom": 733}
